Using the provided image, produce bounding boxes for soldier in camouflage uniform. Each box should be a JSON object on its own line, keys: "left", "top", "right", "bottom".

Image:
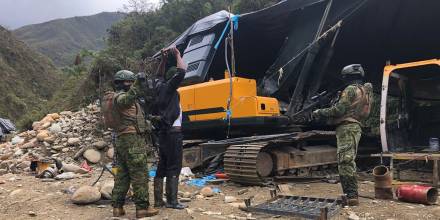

{"left": 110, "top": 70, "right": 159, "bottom": 218}
{"left": 312, "top": 64, "right": 373, "bottom": 206}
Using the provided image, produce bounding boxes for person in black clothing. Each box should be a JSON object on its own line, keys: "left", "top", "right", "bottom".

{"left": 153, "top": 47, "right": 187, "bottom": 210}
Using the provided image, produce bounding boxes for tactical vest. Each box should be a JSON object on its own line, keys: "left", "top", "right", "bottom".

{"left": 333, "top": 83, "right": 372, "bottom": 125}
{"left": 102, "top": 91, "right": 148, "bottom": 136}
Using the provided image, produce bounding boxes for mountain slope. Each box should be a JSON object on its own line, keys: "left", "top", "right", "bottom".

{"left": 13, "top": 12, "right": 125, "bottom": 67}
{"left": 0, "top": 26, "right": 61, "bottom": 125}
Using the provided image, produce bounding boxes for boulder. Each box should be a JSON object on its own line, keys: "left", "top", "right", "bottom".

{"left": 71, "top": 186, "right": 101, "bottom": 204}
{"left": 67, "top": 138, "right": 81, "bottom": 146}
{"left": 55, "top": 172, "right": 77, "bottom": 180}
{"left": 49, "top": 123, "right": 62, "bottom": 134}
{"left": 20, "top": 138, "right": 37, "bottom": 149}
{"left": 11, "top": 136, "right": 25, "bottom": 145}
{"left": 106, "top": 148, "right": 114, "bottom": 159}
{"left": 200, "top": 187, "right": 214, "bottom": 197}
{"left": 43, "top": 136, "right": 56, "bottom": 144}
{"left": 48, "top": 113, "right": 60, "bottom": 120}
{"left": 62, "top": 163, "right": 82, "bottom": 173}
{"left": 36, "top": 130, "right": 50, "bottom": 142}
{"left": 100, "top": 181, "right": 114, "bottom": 200}
{"left": 92, "top": 141, "right": 107, "bottom": 150}
{"left": 83, "top": 149, "right": 101, "bottom": 163}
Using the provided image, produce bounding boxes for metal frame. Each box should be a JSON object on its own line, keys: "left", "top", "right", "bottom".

{"left": 245, "top": 191, "right": 343, "bottom": 220}
{"left": 380, "top": 59, "right": 440, "bottom": 152}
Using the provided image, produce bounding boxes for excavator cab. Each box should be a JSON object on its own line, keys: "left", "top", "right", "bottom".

{"left": 380, "top": 59, "right": 440, "bottom": 152}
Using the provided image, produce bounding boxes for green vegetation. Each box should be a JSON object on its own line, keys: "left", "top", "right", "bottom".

{"left": 85, "top": 0, "right": 280, "bottom": 103}
{"left": 13, "top": 12, "right": 125, "bottom": 67}
{"left": 0, "top": 26, "right": 61, "bottom": 128}
{"left": 0, "top": 0, "right": 279, "bottom": 130}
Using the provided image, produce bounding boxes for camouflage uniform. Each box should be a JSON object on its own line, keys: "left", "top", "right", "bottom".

{"left": 111, "top": 80, "right": 151, "bottom": 209}
{"left": 313, "top": 83, "right": 373, "bottom": 199}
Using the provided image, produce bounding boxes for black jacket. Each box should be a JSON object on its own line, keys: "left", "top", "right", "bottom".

{"left": 156, "top": 67, "right": 185, "bottom": 130}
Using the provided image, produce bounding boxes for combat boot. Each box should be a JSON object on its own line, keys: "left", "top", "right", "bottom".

{"left": 113, "top": 207, "right": 125, "bottom": 217}
{"left": 136, "top": 207, "right": 159, "bottom": 218}
{"left": 165, "top": 175, "right": 187, "bottom": 209}
{"left": 154, "top": 177, "right": 166, "bottom": 207}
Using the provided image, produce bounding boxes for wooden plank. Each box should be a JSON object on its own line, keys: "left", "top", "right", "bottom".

{"left": 371, "top": 153, "right": 440, "bottom": 160}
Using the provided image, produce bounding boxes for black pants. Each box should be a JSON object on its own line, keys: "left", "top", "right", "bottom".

{"left": 156, "top": 130, "right": 183, "bottom": 178}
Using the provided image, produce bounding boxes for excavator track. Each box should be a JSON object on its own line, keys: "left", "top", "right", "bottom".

{"left": 224, "top": 144, "right": 268, "bottom": 185}
{"left": 223, "top": 131, "right": 338, "bottom": 185}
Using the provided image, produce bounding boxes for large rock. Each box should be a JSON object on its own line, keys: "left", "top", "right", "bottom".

{"left": 83, "top": 149, "right": 101, "bottom": 163}
{"left": 200, "top": 187, "right": 214, "bottom": 197}
{"left": 71, "top": 186, "right": 101, "bottom": 204}
{"left": 55, "top": 172, "right": 77, "bottom": 180}
{"left": 67, "top": 138, "right": 81, "bottom": 146}
{"left": 106, "top": 148, "right": 114, "bottom": 159}
{"left": 49, "top": 123, "right": 62, "bottom": 134}
{"left": 20, "top": 138, "right": 37, "bottom": 149}
{"left": 11, "top": 136, "right": 25, "bottom": 145}
{"left": 92, "top": 141, "right": 107, "bottom": 150}
{"left": 36, "top": 130, "right": 50, "bottom": 142}
{"left": 100, "top": 181, "right": 114, "bottom": 200}
{"left": 62, "top": 163, "right": 82, "bottom": 173}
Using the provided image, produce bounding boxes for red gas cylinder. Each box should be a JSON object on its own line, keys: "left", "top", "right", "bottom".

{"left": 396, "top": 185, "right": 438, "bottom": 205}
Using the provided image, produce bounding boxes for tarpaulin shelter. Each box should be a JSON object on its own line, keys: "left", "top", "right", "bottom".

{"left": 158, "top": 0, "right": 440, "bottom": 112}
{"left": 0, "top": 118, "right": 15, "bottom": 140}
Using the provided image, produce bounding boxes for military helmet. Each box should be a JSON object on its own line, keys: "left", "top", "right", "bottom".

{"left": 114, "top": 70, "right": 136, "bottom": 82}
{"left": 341, "top": 64, "right": 365, "bottom": 77}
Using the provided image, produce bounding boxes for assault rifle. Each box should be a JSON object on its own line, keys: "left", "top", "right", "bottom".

{"left": 290, "top": 84, "right": 347, "bottom": 120}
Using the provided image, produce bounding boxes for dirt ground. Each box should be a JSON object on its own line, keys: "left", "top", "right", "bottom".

{"left": 1, "top": 170, "right": 440, "bottom": 220}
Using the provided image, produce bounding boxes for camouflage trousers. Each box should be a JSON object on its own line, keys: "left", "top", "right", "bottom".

{"left": 336, "top": 123, "right": 361, "bottom": 199}
{"left": 112, "top": 133, "right": 150, "bottom": 209}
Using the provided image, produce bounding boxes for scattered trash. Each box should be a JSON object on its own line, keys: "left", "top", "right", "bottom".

{"left": 214, "top": 172, "right": 229, "bottom": 179}
{"left": 186, "top": 175, "right": 216, "bottom": 187}
{"left": 80, "top": 161, "right": 92, "bottom": 172}
{"left": 396, "top": 185, "right": 438, "bottom": 205}
{"left": 373, "top": 165, "right": 393, "bottom": 200}
{"left": 181, "top": 167, "right": 195, "bottom": 177}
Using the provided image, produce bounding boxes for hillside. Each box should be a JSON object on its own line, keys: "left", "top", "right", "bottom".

{"left": 13, "top": 12, "right": 125, "bottom": 67}
{"left": 0, "top": 25, "right": 61, "bottom": 126}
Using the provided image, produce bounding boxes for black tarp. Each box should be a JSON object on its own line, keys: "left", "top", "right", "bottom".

{"left": 0, "top": 118, "right": 15, "bottom": 139}
{"left": 158, "top": 0, "right": 440, "bottom": 104}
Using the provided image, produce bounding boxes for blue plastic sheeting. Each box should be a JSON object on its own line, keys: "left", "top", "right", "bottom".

{"left": 149, "top": 169, "right": 156, "bottom": 178}
{"left": 185, "top": 174, "right": 216, "bottom": 187}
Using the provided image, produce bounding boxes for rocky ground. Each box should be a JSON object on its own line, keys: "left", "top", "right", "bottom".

{"left": 2, "top": 106, "right": 440, "bottom": 220}
{"left": 1, "top": 170, "right": 440, "bottom": 220}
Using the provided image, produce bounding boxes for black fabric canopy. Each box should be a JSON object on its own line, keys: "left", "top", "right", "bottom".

{"left": 157, "top": 0, "right": 440, "bottom": 103}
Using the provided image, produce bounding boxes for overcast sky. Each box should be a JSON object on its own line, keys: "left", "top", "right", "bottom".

{"left": 0, "top": 0, "right": 159, "bottom": 29}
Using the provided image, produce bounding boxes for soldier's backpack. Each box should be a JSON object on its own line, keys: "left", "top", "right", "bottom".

{"left": 101, "top": 91, "right": 122, "bottom": 129}
{"left": 358, "top": 83, "right": 373, "bottom": 119}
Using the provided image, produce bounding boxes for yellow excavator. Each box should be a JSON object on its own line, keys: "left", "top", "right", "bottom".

{"left": 153, "top": 0, "right": 440, "bottom": 184}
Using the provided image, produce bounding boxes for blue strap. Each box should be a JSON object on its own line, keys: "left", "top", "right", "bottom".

{"left": 214, "top": 15, "right": 240, "bottom": 50}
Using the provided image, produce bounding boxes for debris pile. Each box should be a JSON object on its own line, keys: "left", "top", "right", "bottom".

{"left": 0, "top": 104, "right": 113, "bottom": 175}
